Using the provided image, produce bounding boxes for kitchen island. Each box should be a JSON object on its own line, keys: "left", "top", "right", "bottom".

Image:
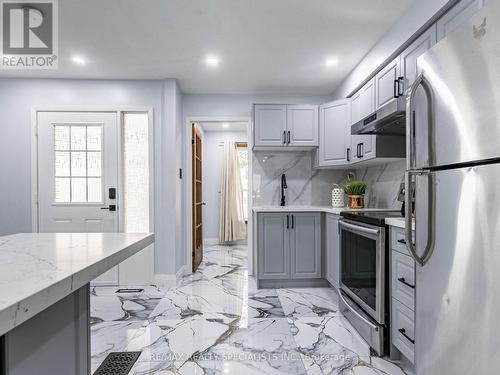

{"left": 0, "top": 232, "right": 154, "bottom": 375}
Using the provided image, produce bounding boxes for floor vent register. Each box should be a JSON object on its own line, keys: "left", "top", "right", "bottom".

{"left": 93, "top": 352, "right": 141, "bottom": 375}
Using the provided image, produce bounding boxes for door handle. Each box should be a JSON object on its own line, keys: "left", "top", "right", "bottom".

{"left": 286, "top": 215, "right": 290, "bottom": 229}
{"left": 283, "top": 130, "right": 286, "bottom": 144}
{"left": 287, "top": 131, "right": 291, "bottom": 144}
{"left": 101, "top": 205, "right": 117, "bottom": 212}
{"left": 407, "top": 72, "right": 435, "bottom": 170}
{"left": 405, "top": 171, "right": 435, "bottom": 267}
{"left": 360, "top": 143, "right": 364, "bottom": 158}
{"left": 398, "top": 328, "right": 415, "bottom": 344}
{"left": 398, "top": 76, "right": 405, "bottom": 96}
{"left": 397, "top": 277, "right": 415, "bottom": 289}
{"left": 346, "top": 147, "right": 351, "bottom": 162}
{"left": 291, "top": 215, "right": 294, "bottom": 229}
{"left": 394, "top": 79, "right": 399, "bottom": 98}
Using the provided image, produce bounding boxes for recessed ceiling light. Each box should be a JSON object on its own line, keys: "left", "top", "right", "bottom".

{"left": 222, "top": 122, "right": 230, "bottom": 128}
{"left": 72, "top": 56, "right": 86, "bottom": 66}
{"left": 325, "top": 57, "right": 339, "bottom": 67}
{"left": 205, "top": 55, "right": 220, "bottom": 68}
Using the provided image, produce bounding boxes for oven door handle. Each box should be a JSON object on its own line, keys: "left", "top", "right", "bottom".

{"left": 339, "top": 289, "right": 378, "bottom": 331}
{"left": 339, "top": 221, "right": 381, "bottom": 236}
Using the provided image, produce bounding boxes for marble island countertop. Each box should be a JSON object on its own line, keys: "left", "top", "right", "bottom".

{"left": 0, "top": 232, "right": 154, "bottom": 336}
{"left": 252, "top": 205, "right": 398, "bottom": 215}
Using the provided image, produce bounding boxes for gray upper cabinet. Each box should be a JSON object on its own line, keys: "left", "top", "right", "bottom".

{"left": 351, "top": 78, "right": 376, "bottom": 163}
{"left": 400, "top": 25, "right": 437, "bottom": 90}
{"left": 254, "top": 104, "right": 287, "bottom": 147}
{"left": 317, "top": 99, "right": 351, "bottom": 167}
{"left": 287, "top": 105, "right": 319, "bottom": 146}
{"left": 437, "top": 0, "right": 484, "bottom": 41}
{"left": 257, "top": 213, "right": 289, "bottom": 279}
{"left": 290, "top": 213, "right": 321, "bottom": 279}
{"left": 325, "top": 214, "right": 340, "bottom": 288}
{"left": 254, "top": 104, "right": 318, "bottom": 148}
{"left": 375, "top": 57, "right": 401, "bottom": 109}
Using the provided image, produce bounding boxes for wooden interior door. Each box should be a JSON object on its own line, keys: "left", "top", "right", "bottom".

{"left": 192, "top": 124, "right": 203, "bottom": 272}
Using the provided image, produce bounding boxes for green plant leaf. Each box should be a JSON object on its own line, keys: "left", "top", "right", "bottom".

{"left": 343, "top": 180, "right": 367, "bottom": 195}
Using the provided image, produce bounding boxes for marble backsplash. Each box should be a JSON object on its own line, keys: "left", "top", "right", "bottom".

{"left": 252, "top": 151, "right": 405, "bottom": 209}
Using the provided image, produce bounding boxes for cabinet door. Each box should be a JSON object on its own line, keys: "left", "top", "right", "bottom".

{"left": 351, "top": 78, "right": 376, "bottom": 163}
{"left": 257, "top": 213, "right": 290, "bottom": 279}
{"left": 325, "top": 214, "right": 340, "bottom": 288}
{"left": 318, "top": 100, "right": 351, "bottom": 166}
{"left": 375, "top": 58, "right": 400, "bottom": 109}
{"left": 287, "top": 105, "right": 318, "bottom": 146}
{"left": 400, "top": 25, "right": 437, "bottom": 90}
{"left": 437, "top": 0, "right": 484, "bottom": 41}
{"left": 290, "top": 213, "right": 321, "bottom": 279}
{"left": 254, "top": 104, "right": 287, "bottom": 147}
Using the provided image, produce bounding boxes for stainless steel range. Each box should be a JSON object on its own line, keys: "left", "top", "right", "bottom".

{"left": 338, "top": 211, "right": 402, "bottom": 355}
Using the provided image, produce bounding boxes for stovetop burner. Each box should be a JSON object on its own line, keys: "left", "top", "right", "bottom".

{"left": 340, "top": 210, "right": 402, "bottom": 226}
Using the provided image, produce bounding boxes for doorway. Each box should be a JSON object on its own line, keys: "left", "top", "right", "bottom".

{"left": 35, "top": 110, "right": 153, "bottom": 285}
{"left": 189, "top": 120, "right": 250, "bottom": 273}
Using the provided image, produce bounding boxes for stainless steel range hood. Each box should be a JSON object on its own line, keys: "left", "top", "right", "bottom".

{"left": 351, "top": 96, "right": 406, "bottom": 136}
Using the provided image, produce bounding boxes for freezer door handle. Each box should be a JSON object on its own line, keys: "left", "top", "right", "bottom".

{"left": 405, "top": 171, "right": 436, "bottom": 267}
{"left": 406, "top": 72, "right": 435, "bottom": 170}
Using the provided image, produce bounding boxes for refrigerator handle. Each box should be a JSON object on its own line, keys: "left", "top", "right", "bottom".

{"left": 405, "top": 171, "right": 436, "bottom": 267}
{"left": 406, "top": 73, "right": 435, "bottom": 171}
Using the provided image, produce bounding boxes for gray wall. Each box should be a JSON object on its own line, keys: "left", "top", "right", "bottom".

{"left": 331, "top": 0, "right": 453, "bottom": 99}
{"left": 202, "top": 130, "right": 247, "bottom": 240}
{"left": 0, "top": 77, "right": 183, "bottom": 276}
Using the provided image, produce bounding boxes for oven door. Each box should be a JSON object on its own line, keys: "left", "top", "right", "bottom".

{"left": 339, "top": 219, "right": 385, "bottom": 324}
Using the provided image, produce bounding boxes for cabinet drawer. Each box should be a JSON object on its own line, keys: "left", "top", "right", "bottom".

{"left": 390, "top": 226, "right": 414, "bottom": 256}
{"left": 392, "top": 298, "right": 415, "bottom": 364}
{"left": 391, "top": 251, "right": 415, "bottom": 310}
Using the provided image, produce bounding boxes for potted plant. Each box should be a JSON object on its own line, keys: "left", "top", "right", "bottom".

{"left": 344, "top": 180, "right": 367, "bottom": 209}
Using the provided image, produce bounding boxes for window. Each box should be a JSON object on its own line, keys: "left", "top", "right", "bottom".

{"left": 54, "top": 124, "right": 103, "bottom": 203}
{"left": 237, "top": 143, "right": 248, "bottom": 221}
{"left": 123, "top": 113, "right": 150, "bottom": 232}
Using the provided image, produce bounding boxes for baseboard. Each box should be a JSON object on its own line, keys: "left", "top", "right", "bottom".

{"left": 204, "top": 238, "right": 248, "bottom": 246}
{"left": 175, "top": 265, "right": 187, "bottom": 286}
{"left": 203, "top": 237, "right": 219, "bottom": 245}
{"left": 153, "top": 273, "right": 177, "bottom": 289}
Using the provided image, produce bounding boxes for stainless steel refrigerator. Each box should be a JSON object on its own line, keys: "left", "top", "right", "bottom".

{"left": 405, "top": 1, "right": 500, "bottom": 374}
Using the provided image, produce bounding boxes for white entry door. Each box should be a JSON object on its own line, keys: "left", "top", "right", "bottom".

{"left": 37, "top": 111, "right": 120, "bottom": 284}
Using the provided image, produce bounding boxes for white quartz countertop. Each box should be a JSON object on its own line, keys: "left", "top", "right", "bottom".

{"left": 386, "top": 217, "right": 416, "bottom": 230}
{"left": 0, "top": 232, "right": 154, "bottom": 336}
{"left": 252, "top": 205, "right": 397, "bottom": 215}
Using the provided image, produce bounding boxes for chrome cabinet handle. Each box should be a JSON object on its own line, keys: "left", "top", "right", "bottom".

{"left": 398, "top": 328, "right": 415, "bottom": 344}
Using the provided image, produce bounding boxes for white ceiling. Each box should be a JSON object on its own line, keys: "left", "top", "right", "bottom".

{"left": 201, "top": 122, "right": 247, "bottom": 132}
{"left": 0, "top": 0, "right": 414, "bottom": 94}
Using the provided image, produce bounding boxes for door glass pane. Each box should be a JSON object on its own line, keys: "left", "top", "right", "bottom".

{"left": 70, "top": 126, "right": 87, "bottom": 150}
{"left": 55, "top": 178, "right": 70, "bottom": 202}
{"left": 71, "top": 151, "right": 87, "bottom": 177}
{"left": 87, "top": 178, "right": 102, "bottom": 203}
{"left": 55, "top": 151, "right": 70, "bottom": 176}
{"left": 53, "top": 124, "right": 103, "bottom": 203}
{"left": 87, "top": 126, "right": 102, "bottom": 151}
{"left": 71, "top": 178, "right": 87, "bottom": 202}
{"left": 87, "top": 152, "right": 102, "bottom": 177}
{"left": 123, "top": 113, "right": 149, "bottom": 232}
{"left": 54, "top": 126, "right": 70, "bottom": 150}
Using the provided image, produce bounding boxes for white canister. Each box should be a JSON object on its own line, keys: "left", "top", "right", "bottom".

{"left": 331, "top": 184, "right": 345, "bottom": 208}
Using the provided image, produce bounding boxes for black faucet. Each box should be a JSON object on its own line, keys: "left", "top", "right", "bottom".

{"left": 280, "top": 174, "right": 287, "bottom": 206}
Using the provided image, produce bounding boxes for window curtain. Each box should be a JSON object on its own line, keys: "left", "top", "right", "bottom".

{"left": 219, "top": 141, "right": 247, "bottom": 242}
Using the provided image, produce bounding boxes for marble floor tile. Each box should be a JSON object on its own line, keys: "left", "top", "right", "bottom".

{"left": 277, "top": 288, "right": 340, "bottom": 319}
{"left": 90, "top": 243, "right": 409, "bottom": 375}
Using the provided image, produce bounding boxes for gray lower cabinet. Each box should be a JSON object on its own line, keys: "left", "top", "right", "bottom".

{"left": 257, "top": 212, "right": 321, "bottom": 281}
{"left": 290, "top": 213, "right": 322, "bottom": 278}
{"left": 325, "top": 214, "right": 340, "bottom": 288}
{"left": 257, "top": 213, "right": 290, "bottom": 279}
